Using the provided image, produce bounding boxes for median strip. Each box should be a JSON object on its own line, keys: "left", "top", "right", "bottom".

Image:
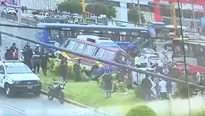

{"left": 40, "top": 89, "right": 114, "bottom": 116}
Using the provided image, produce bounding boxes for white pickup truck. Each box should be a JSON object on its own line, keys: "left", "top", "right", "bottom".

{"left": 0, "top": 60, "right": 41, "bottom": 97}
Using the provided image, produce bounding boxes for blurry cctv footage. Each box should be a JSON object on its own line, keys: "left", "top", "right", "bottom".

{"left": 1, "top": 5, "right": 205, "bottom": 116}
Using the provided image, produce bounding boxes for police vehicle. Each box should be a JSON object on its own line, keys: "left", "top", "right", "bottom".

{"left": 0, "top": 60, "right": 41, "bottom": 97}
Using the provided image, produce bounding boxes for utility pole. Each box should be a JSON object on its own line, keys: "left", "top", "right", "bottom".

{"left": 137, "top": 0, "right": 141, "bottom": 24}
{"left": 81, "top": 0, "right": 86, "bottom": 24}
{"left": 192, "top": 3, "right": 196, "bottom": 32}
{"left": 17, "top": 0, "right": 22, "bottom": 25}
{"left": 204, "top": 6, "right": 205, "bottom": 16}
{"left": 172, "top": 3, "right": 177, "bottom": 34}
{"left": 180, "top": 3, "right": 184, "bottom": 22}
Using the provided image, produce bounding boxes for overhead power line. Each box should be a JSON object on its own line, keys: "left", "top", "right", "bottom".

{"left": 1, "top": 30, "right": 205, "bottom": 91}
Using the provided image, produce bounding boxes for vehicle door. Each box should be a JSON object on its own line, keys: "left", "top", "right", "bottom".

{"left": 0, "top": 65, "right": 5, "bottom": 87}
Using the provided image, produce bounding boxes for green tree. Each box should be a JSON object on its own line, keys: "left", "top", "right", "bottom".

{"left": 106, "top": 5, "right": 116, "bottom": 19}
{"left": 126, "top": 105, "right": 157, "bottom": 116}
{"left": 128, "top": 7, "right": 140, "bottom": 25}
{"left": 86, "top": 3, "right": 106, "bottom": 16}
{"left": 86, "top": 3, "right": 116, "bottom": 18}
{"left": 58, "top": 0, "right": 82, "bottom": 14}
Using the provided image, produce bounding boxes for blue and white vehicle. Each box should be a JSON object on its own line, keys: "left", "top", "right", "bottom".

{"left": 36, "top": 23, "right": 149, "bottom": 44}
{"left": 0, "top": 61, "right": 41, "bottom": 97}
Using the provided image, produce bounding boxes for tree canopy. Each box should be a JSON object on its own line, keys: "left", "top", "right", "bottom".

{"left": 86, "top": 3, "right": 116, "bottom": 18}
{"left": 58, "top": 1, "right": 116, "bottom": 18}
{"left": 58, "top": 0, "right": 82, "bottom": 14}
{"left": 128, "top": 7, "right": 140, "bottom": 25}
{"left": 128, "top": 7, "right": 146, "bottom": 25}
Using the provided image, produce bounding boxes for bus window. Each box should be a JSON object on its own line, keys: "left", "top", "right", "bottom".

{"left": 83, "top": 45, "right": 96, "bottom": 56}
{"left": 66, "top": 41, "right": 78, "bottom": 51}
{"left": 95, "top": 48, "right": 105, "bottom": 58}
{"left": 75, "top": 43, "right": 86, "bottom": 53}
{"left": 102, "top": 50, "right": 115, "bottom": 60}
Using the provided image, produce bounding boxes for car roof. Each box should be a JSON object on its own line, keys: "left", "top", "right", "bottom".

{"left": 0, "top": 60, "right": 26, "bottom": 67}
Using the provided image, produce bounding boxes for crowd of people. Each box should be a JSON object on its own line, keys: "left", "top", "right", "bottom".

{"left": 4, "top": 43, "right": 49, "bottom": 76}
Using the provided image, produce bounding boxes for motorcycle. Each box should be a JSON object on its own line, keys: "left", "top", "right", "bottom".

{"left": 47, "top": 79, "right": 66, "bottom": 104}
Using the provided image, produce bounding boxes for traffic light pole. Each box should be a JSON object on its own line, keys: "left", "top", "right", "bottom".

{"left": 81, "top": 0, "right": 86, "bottom": 24}
{"left": 137, "top": 0, "right": 141, "bottom": 24}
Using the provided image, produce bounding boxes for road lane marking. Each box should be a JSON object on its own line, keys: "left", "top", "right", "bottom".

{"left": 3, "top": 104, "right": 27, "bottom": 116}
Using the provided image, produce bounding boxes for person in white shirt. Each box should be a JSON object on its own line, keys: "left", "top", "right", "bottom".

{"left": 171, "top": 81, "right": 176, "bottom": 96}
{"left": 196, "top": 72, "right": 202, "bottom": 85}
{"left": 158, "top": 78, "right": 168, "bottom": 100}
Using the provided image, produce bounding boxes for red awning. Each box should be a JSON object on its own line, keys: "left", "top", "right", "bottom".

{"left": 154, "top": 0, "right": 162, "bottom": 22}
{"left": 161, "top": 0, "right": 205, "bottom": 6}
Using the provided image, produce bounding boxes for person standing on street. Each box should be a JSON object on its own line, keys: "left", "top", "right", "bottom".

{"left": 102, "top": 68, "right": 113, "bottom": 98}
{"left": 60, "top": 59, "right": 68, "bottom": 81}
{"left": 159, "top": 78, "right": 168, "bottom": 100}
{"left": 141, "top": 75, "right": 152, "bottom": 102}
{"left": 32, "top": 44, "right": 41, "bottom": 74}
{"left": 40, "top": 48, "right": 49, "bottom": 76}
{"left": 73, "top": 59, "right": 81, "bottom": 82}
{"left": 23, "top": 44, "right": 33, "bottom": 69}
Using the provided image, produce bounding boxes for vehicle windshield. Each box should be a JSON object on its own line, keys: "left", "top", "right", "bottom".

{"left": 5, "top": 64, "right": 33, "bottom": 74}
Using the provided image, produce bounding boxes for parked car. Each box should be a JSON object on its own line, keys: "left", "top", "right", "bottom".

{"left": 0, "top": 60, "right": 41, "bottom": 97}
{"left": 139, "top": 53, "right": 160, "bottom": 67}
{"left": 162, "top": 61, "right": 205, "bottom": 77}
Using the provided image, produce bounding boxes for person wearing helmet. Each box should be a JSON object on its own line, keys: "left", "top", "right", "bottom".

{"left": 102, "top": 67, "right": 113, "bottom": 98}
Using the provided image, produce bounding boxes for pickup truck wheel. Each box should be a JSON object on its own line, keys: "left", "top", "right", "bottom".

{"left": 5, "top": 85, "right": 13, "bottom": 97}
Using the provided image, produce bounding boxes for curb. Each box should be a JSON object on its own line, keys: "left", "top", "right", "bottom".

{"left": 41, "top": 90, "right": 114, "bottom": 116}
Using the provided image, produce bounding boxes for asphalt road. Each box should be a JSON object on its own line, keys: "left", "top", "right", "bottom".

{"left": 0, "top": 19, "right": 111, "bottom": 116}
{"left": 0, "top": 91, "right": 107, "bottom": 116}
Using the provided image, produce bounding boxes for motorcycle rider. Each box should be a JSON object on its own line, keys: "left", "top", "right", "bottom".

{"left": 32, "top": 44, "right": 41, "bottom": 74}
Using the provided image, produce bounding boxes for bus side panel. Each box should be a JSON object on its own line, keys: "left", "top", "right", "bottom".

{"left": 42, "top": 29, "right": 49, "bottom": 43}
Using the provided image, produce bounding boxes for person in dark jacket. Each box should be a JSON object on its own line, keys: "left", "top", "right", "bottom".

{"left": 60, "top": 59, "right": 68, "bottom": 81}
{"left": 10, "top": 43, "right": 17, "bottom": 53}
{"left": 102, "top": 68, "right": 113, "bottom": 98}
{"left": 23, "top": 44, "right": 33, "bottom": 69}
{"left": 40, "top": 49, "right": 49, "bottom": 76}
{"left": 32, "top": 45, "right": 41, "bottom": 74}
{"left": 141, "top": 75, "right": 152, "bottom": 102}
{"left": 4, "top": 48, "right": 13, "bottom": 60}
{"left": 73, "top": 59, "right": 81, "bottom": 82}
